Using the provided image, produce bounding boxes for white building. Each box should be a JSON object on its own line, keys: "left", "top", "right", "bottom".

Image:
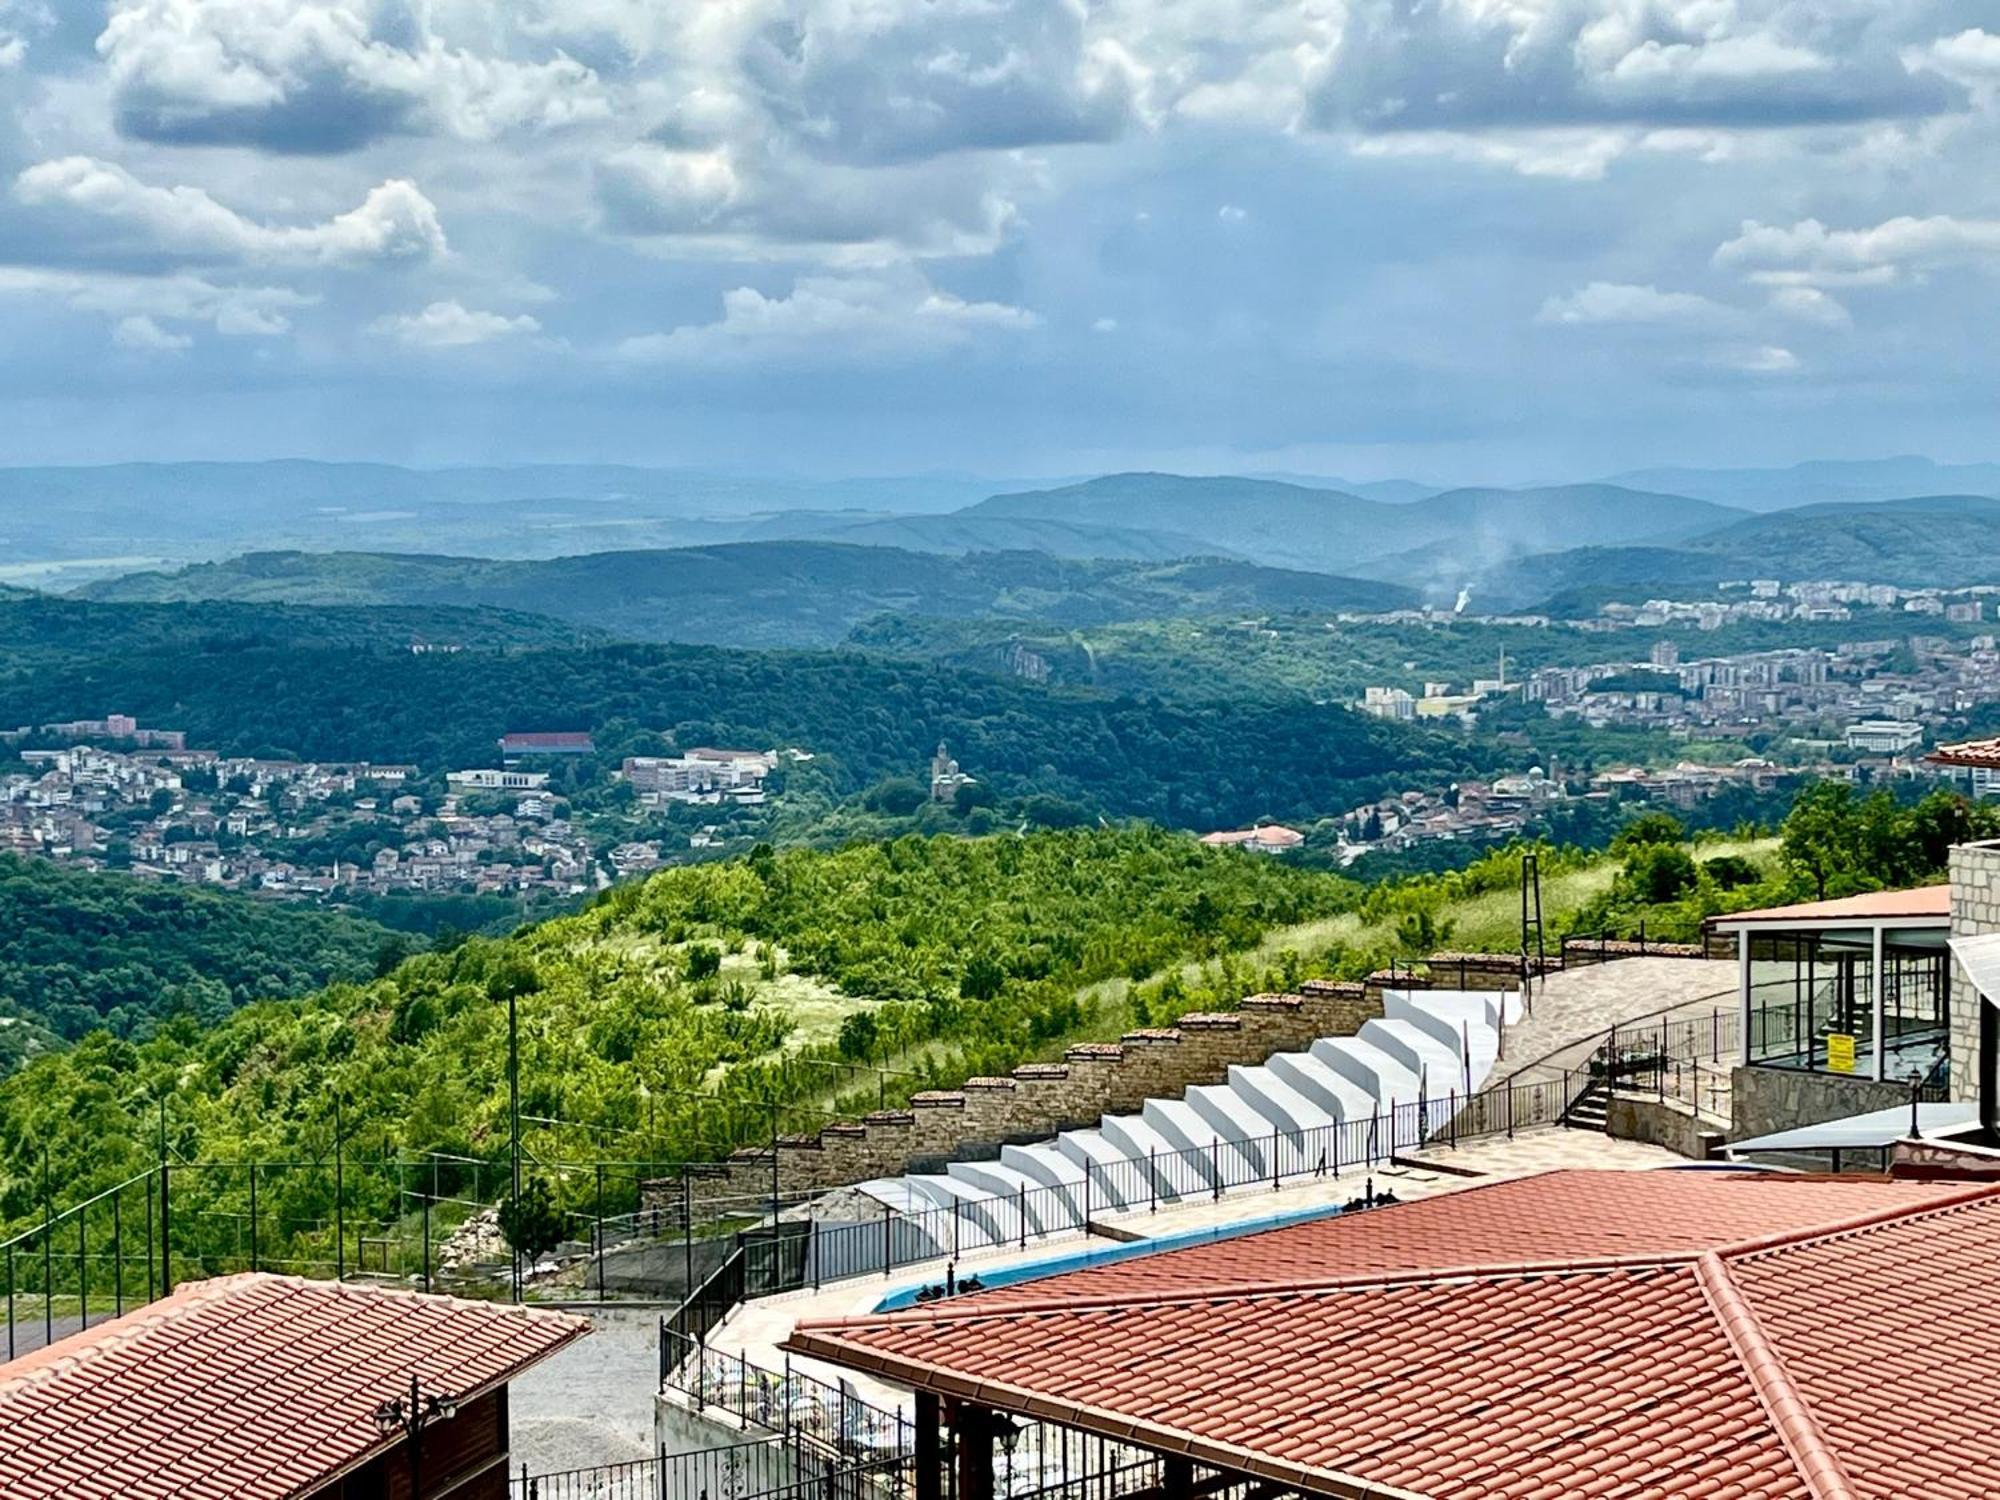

{"left": 1844, "top": 719, "right": 1924, "bottom": 755}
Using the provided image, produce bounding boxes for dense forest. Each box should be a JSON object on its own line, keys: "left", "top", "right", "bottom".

{"left": 0, "top": 600, "right": 1481, "bottom": 828}
{"left": 0, "top": 855, "right": 395, "bottom": 1051}
{"left": 0, "top": 826, "right": 1357, "bottom": 1245}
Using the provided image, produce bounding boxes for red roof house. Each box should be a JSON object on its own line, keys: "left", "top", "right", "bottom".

{"left": 787, "top": 1169, "right": 2000, "bottom": 1500}
{"left": 0, "top": 1273, "right": 588, "bottom": 1500}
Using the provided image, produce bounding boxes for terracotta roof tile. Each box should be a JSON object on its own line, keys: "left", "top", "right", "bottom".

{"left": 788, "top": 1171, "right": 2000, "bottom": 1500}
{"left": 0, "top": 1273, "right": 588, "bottom": 1500}
{"left": 1707, "top": 886, "right": 1949, "bottom": 927}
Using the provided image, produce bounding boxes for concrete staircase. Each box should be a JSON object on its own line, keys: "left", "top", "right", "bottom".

{"left": 850, "top": 987, "right": 1522, "bottom": 1253}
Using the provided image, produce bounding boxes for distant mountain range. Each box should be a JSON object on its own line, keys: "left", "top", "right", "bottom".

{"left": 966, "top": 473, "right": 1742, "bottom": 584}
{"left": 78, "top": 544, "right": 1415, "bottom": 647}
{"left": 1602, "top": 457, "right": 2000, "bottom": 512}
{"left": 26, "top": 457, "right": 2000, "bottom": 623}
{"left": 1475, "top": 494, "right": 2000, "bottom": 611}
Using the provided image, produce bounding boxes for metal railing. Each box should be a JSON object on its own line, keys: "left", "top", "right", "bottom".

{"left": 654, "top": 1070, "right": 1592, "bottom": 1372}
{"left": 512, "top": 1434, "right": 910, "bottom": 1500}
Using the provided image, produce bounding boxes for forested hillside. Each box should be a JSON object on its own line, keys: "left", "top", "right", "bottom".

{"left": 0, "top": 827, "right": 1356, "bottom": 1236}
{"left": 77, "top": 544, "right": 1415, "bottom": 647}
{"left": 0, "top": 603, "right": 1479, "bottom": 828}
{"left": 0, "top": 855, "right": 394, "bottom": 1052}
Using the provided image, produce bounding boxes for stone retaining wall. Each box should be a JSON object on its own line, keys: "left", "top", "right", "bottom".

{"left": 668, "top": 982, "right": 1388, "bottom": 1210}
{"left": 1562, "top": 937, "right": 1705, "bottom": 968}
{"left": 657, "top": 949, "right": 1615, "bottom": 1212}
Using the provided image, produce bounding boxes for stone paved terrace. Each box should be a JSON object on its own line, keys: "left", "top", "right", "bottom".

{"left": 704, "top": 1127, "right": 1684, "bottom": 1418}
{"left": 1498, "top": 956, "right": 1738, "bottom": 1084}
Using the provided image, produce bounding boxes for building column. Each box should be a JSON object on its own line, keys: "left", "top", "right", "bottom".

{"left": 1871, "top": 924, "right": 1886, "bottom": 1082}
{"left": 954, "top": 1403, "right": 995, "bottom": 1500}
{"left": 916, "top": 1392, "right": 941, "bottom": 1500}
{"left": 1164, "top": 1457, "right": 1194, "bottom": 1500}
{"left": 1738, "top": 930, "right": 1753, "bottom": 1068}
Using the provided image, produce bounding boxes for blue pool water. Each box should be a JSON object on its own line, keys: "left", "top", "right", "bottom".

{"left": 872, "top": 1198, "right": 1352, "bottom": 1311}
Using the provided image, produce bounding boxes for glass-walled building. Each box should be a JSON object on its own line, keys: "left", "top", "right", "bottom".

{"left": 1712, "top": 886, "right": 1951, "bottom": 1089}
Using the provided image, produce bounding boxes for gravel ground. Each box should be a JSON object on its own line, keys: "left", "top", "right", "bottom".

{"left": 510, "top": 1307, "right": 664, "bottom": 1477}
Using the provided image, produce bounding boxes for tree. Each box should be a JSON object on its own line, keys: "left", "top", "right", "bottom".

{"left": 684, "top": 944, "right": 722, "bottom": 981}
{"left": 863, "top": 777, "right": 928, "bottom": 816}
{"left": 1611, "top": 811, "right": 1685, "bottom": 855}
{"left": 836, "top": 1010, "right": 879, "bottom": 1061}
{"left": 498, "top": 1177, "right": 567, "bottom": 1265}
{"left": 1780, "top": 782, "right": 1892, "bottom": 900}
{"left": 1624, "top": 844, "right": 1697, "bottom": 904}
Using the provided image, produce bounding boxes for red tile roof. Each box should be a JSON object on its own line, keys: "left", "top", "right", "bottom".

{"left": 786, "top": 1170, "right": 2000, "bottom": 1500}
{"left": 1707, "top": 884, "right": 1949, "bottom": 928}
{"left": 1929, "top": 736, "right": 2000, "bottom": 769}
{"left": 0, "top": 1273, "right": 588, "bottom": 1500}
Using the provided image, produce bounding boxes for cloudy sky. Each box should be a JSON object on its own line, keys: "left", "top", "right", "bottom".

{"left": 2, "top": 0, "right": 1999, "bottom": 479}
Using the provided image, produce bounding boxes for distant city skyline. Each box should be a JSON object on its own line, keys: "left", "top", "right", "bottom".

{"left": 2, "top": 3, "right": 1999, "bottom": 478}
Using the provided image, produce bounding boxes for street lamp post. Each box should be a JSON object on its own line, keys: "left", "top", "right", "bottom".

{"left": 371, "top": 1374, "right": 459, "bottom": 1498}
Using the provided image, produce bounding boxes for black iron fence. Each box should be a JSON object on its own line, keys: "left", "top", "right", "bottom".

{"left": 652, "top": 1070, "right": 1592, "bottom": 1382}
{"left": 512, "top": 1434, "right": 909, "bottom": 1500}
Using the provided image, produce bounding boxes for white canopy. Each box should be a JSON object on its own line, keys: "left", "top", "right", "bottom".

{"left": 1950, "top": 932, "right": 2000, "bottom": 1006}
{"left": 1727, "top": 1101, "right": 1980, "bottom": 1155}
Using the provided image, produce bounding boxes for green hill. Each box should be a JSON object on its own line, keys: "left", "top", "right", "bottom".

{"left": 0, "top": 826, "right": 1359, "bottom": 1244}
{"left": 0, "top": 855, "right": 395, "bottom": 1063}
{"left": 1482, "top": 494, "right": 2000, "bottom": 612}
{"left": 0, "top": 597, "right": 1479, "bottom": 828}
{"left": 78, "top": 543, "right": 1416, "bottom": 647}
{"left": 967, "top": 474, "right": 1740, "bottom": 586}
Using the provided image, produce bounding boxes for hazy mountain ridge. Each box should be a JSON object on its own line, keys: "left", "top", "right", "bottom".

{"left": 77, "top": 542, "right": 1417, "bottom": 647}
{"left": 1605, "top": 457, "right": 2000, "bottom": 511}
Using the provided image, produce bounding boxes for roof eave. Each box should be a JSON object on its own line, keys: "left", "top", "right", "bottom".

{"left": 783, "top": 1329, "right": 1434, "bottom": 1500}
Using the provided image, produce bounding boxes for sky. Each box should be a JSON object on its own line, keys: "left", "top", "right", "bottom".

{"left": 1, "top": 1, "right": 1999, "bottom": 480}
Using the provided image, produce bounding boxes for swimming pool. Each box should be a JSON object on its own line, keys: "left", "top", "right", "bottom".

{"left": 872, "top": 1197, "right": 1353, "bottom": 1311}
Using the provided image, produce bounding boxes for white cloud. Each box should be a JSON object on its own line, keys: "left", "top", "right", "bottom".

{"left": 369, "top": 300, "right": 541, "bottom": 348}
{"left": 16, "top": 156, "right": 447, "bottom": 267}
{"left": 595, "top": 141, "right": 1022, "bottom": 265}
{"left": 1092, "top": 316, "right": 1118, "bottom": 333}
{"left": 1538, "top": 281, "right": 1728, "bottom": 326}
{"left": 1716, "top": 215, "right": 2000, "bottom": 284}
{"left": 0, "top": 266, "right": 313, "bottom": 337}
{"left": 1767, "top": 285, "right": 1850, "bottom": 326}
{"left": 615, "top": 272, "right": 1038, "bottom": 365}
{"left": 111, "top": 313, "right": 192, "bottom": 352}
{"left": 1217, "top": 204, "right": 1247, "bottom": 222}
{"left": 1906, "top": 29, "right": 2000, "bottom": 93}
{"left": 97, "top": 0, "right": 608, "bottom": 150}
{"left": 1350, "top": 128, "right": 1636, "bottom": 181}
{"left": 1721, "top": 344, "right": 1800, "bottom": 374}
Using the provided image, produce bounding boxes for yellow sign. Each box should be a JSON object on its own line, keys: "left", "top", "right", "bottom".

{"left": 1826, "top": 1033, "right": 1856, "bottom": 1074}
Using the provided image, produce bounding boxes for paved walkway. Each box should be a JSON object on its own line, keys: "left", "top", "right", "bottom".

{"left": 511, "top": 1307, "right": 662, "bottom": 1475}
{"left": 711, "top": 1126, "right": 1684, "bottom": 1417}
{"left": 1500, "top": 957, "right": 1738, "bottom": 1083}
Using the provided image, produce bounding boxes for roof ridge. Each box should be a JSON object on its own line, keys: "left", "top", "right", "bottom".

{"left": 1716, "top": 1178, "right": 2000, "bottom": 1262}
{"left": 1693, "top": 1251, "right": 1858, "bottom": 1500}
{"left": 790, "top": 1252, "right": 1694, "bottom": 1331}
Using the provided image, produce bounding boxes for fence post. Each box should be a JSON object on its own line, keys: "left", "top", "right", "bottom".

{"left": 112, "top": 1187, "right": 123, "bottom": 1317}
{"left": 882, "top": 1207, "right": 891, "bottom": 1278}
{"left": 248, "top": 1162, "right": 258, "bottom": 1274}
{"left": 333, "top": 1095, "right": 346, "bottom": 1283}
{"left": 422, "top": 1184, "right": 432, "bottom": 1295}
{"left": 596, "top": 1163, "right": 606, "bottom": 1302}
{"left": 1149, "top": 1149, "right": 1157, "bottom": 1214}
{"left": 1507, "top": 1083, "right": 1515, "bottom": 1140}
{"left": 1448, "top": 1090, "right": 1457, "bottom": 1150}
{"left": 952, "top": 1198, "right": 961, "bottom": 1259}
{"left": 158, "top": 1103, "right": 171, "bottom": 1297}
{"left": 1083, "top": 1159, "right": 1093, "bottom": 1233}
{"left": 6, "top": 1243, "right": 13, "bottom": 1361}
{"left": 77, "top": 1201, "right": 87, "bottom": 1332}
{"left": 42, "top": 1155, "right": 54, "bottom": 1350}
{"left": 1271, "top": 1128, "right": 1280, "bottom": 1192}
{"left": 1017, "top": 1186, "right": 1026, "bottom": 1250}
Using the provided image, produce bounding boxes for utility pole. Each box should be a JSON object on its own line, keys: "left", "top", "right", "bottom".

{"left": 508, "top": 987, "right": 521, "bottom": 1304}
